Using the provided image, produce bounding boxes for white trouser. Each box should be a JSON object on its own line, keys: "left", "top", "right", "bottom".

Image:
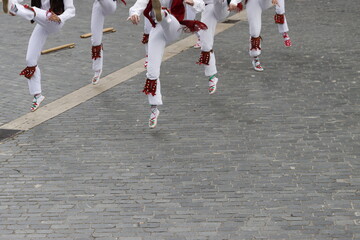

{"left": 185, "top": 5, "right": 200, "bottom": 39}
{"left": 12, "top": 3, "right": 64, "bottom": 95}
{"left": 91, "top": 0, "right": 117, "bottom": 72}
{"left": 275, "top": 0, "right": 288, "bottom": 34}
{"left": 185, "top": 4, "right": 196, "bottom": 20}
{"left": 146, "top": 12, "right": 182, "bottom": 106}
{"left": 143, "top": 17, "right": 152, "bottom": 56}
{"left": 199, "top": 1, "right": 229, "bottom": 77}
{"left": 246, "top": 0, "right": 288, "bottom": 57}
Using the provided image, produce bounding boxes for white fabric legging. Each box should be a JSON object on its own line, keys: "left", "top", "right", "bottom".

{"left": 13, "top": 3, "right": 64, "bottom": 95}
{"left": 146, "top": 12, "right": 182, "bottom": 106}
{"left": 143, "top": 17, "right": 152, "bottom": 56}
{"left": 246, "top": 0, "right": 288, "bottom": 57}
{"left": 199, "top": 0, "right": 229, "bottom": 77}
{"left": 91, "top": 0, "right": 117, "bottom": 72}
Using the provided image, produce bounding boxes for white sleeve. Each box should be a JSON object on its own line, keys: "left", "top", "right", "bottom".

{"left": 191, "top": 0, "right": 205, "bottom": 13}
{"left": 58, "top": 0, "right": 75, "bottom": 23}
{"left": 230, "top": 0, "right": 242, "bottom": 5}
{"left": 129, "top": 0, "right": 150, "bottom": 16}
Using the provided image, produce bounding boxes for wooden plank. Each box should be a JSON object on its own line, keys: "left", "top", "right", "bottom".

{"left": 80, "top": 27, "right": 116, "bottom": 39}
{"left": 41, "top": 43, "right": 75, "bottom": 55}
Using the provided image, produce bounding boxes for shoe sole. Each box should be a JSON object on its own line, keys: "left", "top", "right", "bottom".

{"left": 252, "top": 62, "right": 264, "bottom": 72}
{"left": 31, "top": 96, "right": 45, "bottom": 112}
{"left": 152, "top": 0, "right": 162, "bottom": 22}
{"left": 209, "top": 88, "right": 216, "bottom": 95}
{"left": 3, "top": 0, "right": 9, "bottom": 13}
{"left": 253, "top": 67, "right": 264, "bottom": 72}
{"left": 92, "top": 77, "right": 100, "bottom": 85}
{"left": 92, "top": 71, "right": 102, "bottom": 85}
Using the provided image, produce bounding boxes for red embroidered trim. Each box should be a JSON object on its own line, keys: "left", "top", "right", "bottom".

{"left": 24, "top": 4, "right": 36, "bottom": 14}
{"left": 20, "top": 66, "right": 37, "bottom": 79}
{"left": 196, "top": 50, "right": 213, "bottom": 65}
{"left": 250, "top": 36, "right": 262, "bottom": 51}
{"left": 180, "top": 20, "right": 208, "bottom": 33}
{"left": 24, "top": 4, "right": 36, "bottom": 23}
{"left": 143, "top": 79, "right": 157, "bottom": 96}
{"left": 142, "top": 34, "right": 149, "bottom": 44}
{"left": 92, "top": 44, "right": 102, "bottom": 60}
{"left": 274, "top": 14, "right": 285, "bottom": 24}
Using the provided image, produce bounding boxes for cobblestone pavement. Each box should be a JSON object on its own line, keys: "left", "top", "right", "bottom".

{"left": 0, "top": 0, "right": 360, "bottom": 240}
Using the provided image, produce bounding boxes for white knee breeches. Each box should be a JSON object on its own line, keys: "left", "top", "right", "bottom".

{"left": 91, "top": 0, "right": 117, "bottom": 72}
{"left": 275, "top": 0, "right": 289, "bottom": 33}
{"left": 199, "top": 1, "right": 229, "bottom": 77}
{"left": 146, "top": 12, "right": 182, "bottom": 106}
{"left": 247, "top": 0, "right": 289, "bottom": 56}
{"left": 13, "top": 3, "right": 64, "bottom": 95}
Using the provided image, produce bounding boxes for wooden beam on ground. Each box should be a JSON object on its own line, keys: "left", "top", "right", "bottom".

{"left": 80, "top": 28, "right": 116, "bottom": 39}
{"left": 41, "top": 43, "right": 75, "bottom": 55}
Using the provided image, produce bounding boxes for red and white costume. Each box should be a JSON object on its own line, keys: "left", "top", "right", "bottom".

{"left": 91, "top": 0, "right": 119, "bottom": 77}
{"left": 197, "top": 0, "right": 235, "bottom": 77}
{"left": 129, "top": 0, "right": 206, "bottom": 106}
{"left": 141, "top": 17, "right": 152, "bottom": 68}
{"left": 245, "top": 0, "right": 290, "bottom": 57}
{"left": 9, "top": 0, "right": 75, "bottom": 96}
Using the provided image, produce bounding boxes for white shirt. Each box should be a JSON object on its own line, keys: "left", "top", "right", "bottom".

{"left": 39, "top": 0, "right": 75, "bottom": 23}
{"left": 129, "top": 0, "right": 205, "bottom": 17}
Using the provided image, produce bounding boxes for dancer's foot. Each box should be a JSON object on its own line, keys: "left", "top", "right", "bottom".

{"left": 92, "top": 70, "right": 102, "bottom": 85}
{"left": 30, "top": 94, "right": 45, "bottom": 112}
{"left": 144, "top": 55, "right": 148, "bottom": 69}
{"left": 152, "top": 0, "right": 162, "bottom": 22}
{"left": 208, "top": 75, "right": 218, "bottom": 95}
{"left": 252, "top": 57, "right": 264, "bottom": 72}
{"left": 149, "top": 107, "right": 160, "bottom": 128}
{"left": 283, "top": 32, "right": 292, "bottom": 47}
{"left": 193, "top": 38, "right": 201, "bottom": 49}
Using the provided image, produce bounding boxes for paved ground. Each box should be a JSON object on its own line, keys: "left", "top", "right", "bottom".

{"left": 0, "top": 0, "right": 360, "bottom": 239}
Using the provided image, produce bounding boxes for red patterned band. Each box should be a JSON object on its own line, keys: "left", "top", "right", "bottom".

{"left": 274, "top": 14, "right": 285, "bottom": 24}
{"left": 142, "top": 33, "right": 149, "bottom": 44}
{"left": 20, "top": 66, "right": 37, "bottom": 79}
{"left": 143, "top": 79, "right": 157, "bottom": 96}
{"left": 196, "top": 50, "right": 213, "bottom": 66}
{"left": 92, "top": 44, "right": 102, "bottom": 60}
{"left": 250, "top": 36, "right": 262, "bottom": 51}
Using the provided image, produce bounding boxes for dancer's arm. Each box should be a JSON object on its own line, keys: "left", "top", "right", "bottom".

{"left": 129, "top": 0, "right": 150, "bottom": 17}
{"left": 58, "top": 0, "right": 76, "bottom": 23}
{"left": 185, "top": 0, "right": 205, "bottom": 13}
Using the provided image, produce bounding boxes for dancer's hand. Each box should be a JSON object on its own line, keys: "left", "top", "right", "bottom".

{"left": 48, "top": 12, "right": 61, "bottom": 23}
{"left": 272, "top": 0, "right": 279, "bottom": 6}
{"left": 128, "top": 14, "right": 140, "bottom": 25}
{"left": 185, "top": 0, "right": 194, "bottom": 6}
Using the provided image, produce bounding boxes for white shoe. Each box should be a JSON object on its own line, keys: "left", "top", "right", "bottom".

{"left": 252, "top": 58, "right": 264, "bottom": 72}
{"left": 144, "top": 55, "right": 148, "bottom": 69}
{"left": 208, "top": 76, "right": 218, "bottom": 95}
{"left": 193, "top": 39, "right": 201, "bottom": 49}
{"left": 283, "top": 32, "right": 292, "bottom": 47}
{"left": 30, "top": 95, "right": 45, "bottom": 112}
{"left": 92, "top": 70, "right": 102, "bottom": 85}
{"left": 149, "top": 108, "right": 160, "bottom": 128}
